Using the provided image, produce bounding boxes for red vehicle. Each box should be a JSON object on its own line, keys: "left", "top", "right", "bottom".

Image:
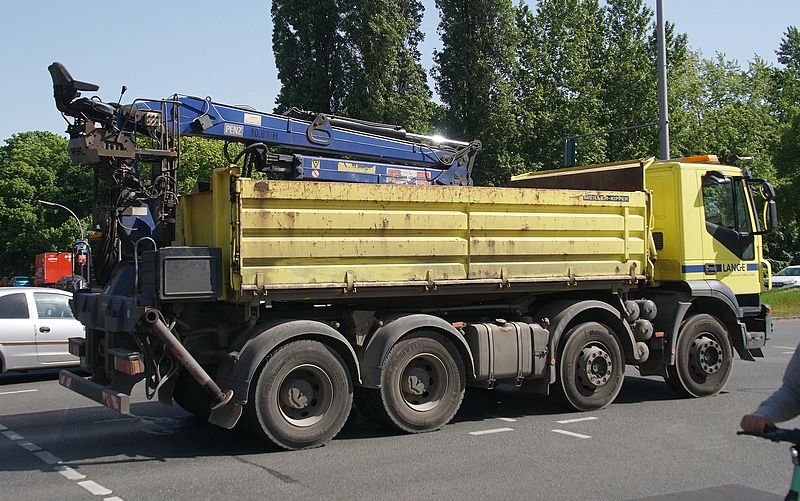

{"left": 34, "top": 252, "right": 73, "bottom": 287}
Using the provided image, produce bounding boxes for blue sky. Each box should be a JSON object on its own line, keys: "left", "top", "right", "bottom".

{"left": 0, "top": 0, "right": 797, "bottom": 141}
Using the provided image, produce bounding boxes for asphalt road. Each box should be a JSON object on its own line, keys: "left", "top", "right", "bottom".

{"left": 1, "top": 321, "right": 799, "bottom": 501}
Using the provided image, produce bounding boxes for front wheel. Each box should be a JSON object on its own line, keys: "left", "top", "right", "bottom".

{"left": 665, "top": 314, "right": 732, "bottom": 398}
{"left": 248, "top": 340, "right": 352, "bottom": 450}
{"left": 557, "top": 322, "right": 624, "bottom": 411}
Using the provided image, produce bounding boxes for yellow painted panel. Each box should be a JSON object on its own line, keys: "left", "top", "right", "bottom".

{"left": 181, "top": 169, "right": 653, "bottom": 293}
{"left": 470, "top": 212, "right": 645, "bottom": 232}
{"left": 240, "top": 263, "right": 467, "bottom": 284}
{"left": 470, "top": 237, "right": 645, "bottom": 257}
{"left": 240, "top": 208, "right": 466, "bottom": 233}
{"left": 239, "top": 237, "right": 467, "bottom": 259}
{"left": 468, "top": 260, "right": 642, "bottom": 279}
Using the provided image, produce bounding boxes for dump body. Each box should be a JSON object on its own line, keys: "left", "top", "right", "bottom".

{"left": 34, "top": 252, "right": 73, "bottom": 286}
{"left": 176, "top": 167, "right": 650, "bottom": 301}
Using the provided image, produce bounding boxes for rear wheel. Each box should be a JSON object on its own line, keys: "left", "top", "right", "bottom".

{"left": 665, "top": 314, "right": 732, "bottom": 398}
{"left": 368, "top": 332, "right": 465, "bottom": 433}
{"left": 556, "top": 322, "right": 624, "bottom": 411}
{"left": 248, "top": 340, "right": 352, "bottom": 450}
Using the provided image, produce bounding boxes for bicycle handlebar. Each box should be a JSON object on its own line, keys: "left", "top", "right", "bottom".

{"left": 738, "top": 426, "right": 800, "bottom": 444}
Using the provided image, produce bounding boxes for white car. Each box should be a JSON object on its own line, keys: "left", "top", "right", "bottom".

{"left": 772, "top": 265, "right": 800, "bottom": 290}
{"left": 0, "top": 287, "right": 85, "bottom": 372}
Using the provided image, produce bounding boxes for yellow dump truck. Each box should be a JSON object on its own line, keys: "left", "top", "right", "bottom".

{"left": 50, "top": 64, "right": 775, "bottom": 450}
{"left": 66, "top": 154, "right": 773, "bottom": 450}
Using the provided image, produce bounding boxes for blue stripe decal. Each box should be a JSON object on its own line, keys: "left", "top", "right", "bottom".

{"left": 682, "top": 263, "right": 760, "bottom": 273}
{"left": 682, "top": 265, "right": 706, "bottom": 273}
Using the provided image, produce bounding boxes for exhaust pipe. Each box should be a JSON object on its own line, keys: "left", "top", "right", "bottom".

{"left": 144, "top": 308, "right": 241, "bottom": 428}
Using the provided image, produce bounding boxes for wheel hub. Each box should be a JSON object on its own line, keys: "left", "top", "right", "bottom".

{"left": 282, "top": 378, "right": 314, "bottom": 410}
{"left": 577, "top": 345, "right": 612, "bottom": 388}
{"left": 404, "top": 367, "right": 429, "bottom": 396}
{"left": 690, "top": 336, "right": 723, "bottom": 375}
{"left": 400, "top": 353, "right": 446, "bottom": 412}
{"left": 277, "top": 364, "right": 333, "bottom": 428}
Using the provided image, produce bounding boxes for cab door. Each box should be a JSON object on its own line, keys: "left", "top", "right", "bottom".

{"left": 699, "top": 172, "right": 762, "bottom": 295}
{"left": 32, "top": 292, "right": 83, "bottom": 364}
{"left": 0, "top": 292, "right": 36, "bottom": 370}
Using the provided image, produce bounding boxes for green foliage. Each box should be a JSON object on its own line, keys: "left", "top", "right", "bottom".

{"left": 433, "top": 0, "right": 523, "bottom": 186}
{"left": 271, "top": 0, "right": 351, "bottom": 114}
{"left": 761, "top": 288, "right": 800, "bottom": 318}
{"left": 516, "top": 0, "right": 607, "bottom": 170}
{"left": 0, "top": 132, "right": 92, "bottom": 275}
{"left": 176, "top": 137, "right": 235, "bottom": 195}
{"left": 340, "top": 0, "right": 434, "bottom": 131}
{"left": 773, "top": 27, "right": 800, "bottom": 223}
{"left": 271, "top": 0, "right": 434, "bottom": 131}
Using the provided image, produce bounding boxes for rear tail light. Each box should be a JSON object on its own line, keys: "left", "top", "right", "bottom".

{"left": 108, "top": 348, "right": 144, "bottom": 376}
{"left": 68, "top": 337, "right": 86, "bottom": 358}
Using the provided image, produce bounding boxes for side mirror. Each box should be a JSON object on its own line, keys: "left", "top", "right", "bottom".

{"left": 765, "top": 199, "right": 778, "bottom": 231}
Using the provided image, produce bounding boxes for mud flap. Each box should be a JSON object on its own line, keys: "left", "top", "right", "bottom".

{"left": 208, "top": 396, "right": 242, "bottom": 429}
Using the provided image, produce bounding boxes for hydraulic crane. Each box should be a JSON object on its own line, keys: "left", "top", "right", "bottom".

{"left": 48, "top": 62, "right": 481, "bottom": 286}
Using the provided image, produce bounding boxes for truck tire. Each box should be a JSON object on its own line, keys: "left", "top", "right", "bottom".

{"left": 556, "top": 322, "right": 624, "bottom": 411}
{"left": 369, "top": 331, "right": 465, "bottom": 433}
{"left": 248, "top": 340, "right": 352, "bottom": 450}
{"left": 665, "top": 314, "right": 732, "bottom": 398}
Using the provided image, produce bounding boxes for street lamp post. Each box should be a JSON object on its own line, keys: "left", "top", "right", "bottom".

{"left": 37, "top": 200, "right": 90, "bottom": 289}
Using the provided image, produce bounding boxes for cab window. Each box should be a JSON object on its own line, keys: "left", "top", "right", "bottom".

{"left": 702, "top": 179, "right": 752, "bottom": 233}
{"left": 0, "top": 293, "right": 30, "bottom": 319}
{"left": 702, "top": 174, "right": 755, "bottom": 260}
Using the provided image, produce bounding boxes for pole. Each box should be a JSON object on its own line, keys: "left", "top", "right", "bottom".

{"left": 37, "top": 200, "right": 90, "bottom": 288}
{"left": 656, "top": 0, "right": 670, "bottom": 160}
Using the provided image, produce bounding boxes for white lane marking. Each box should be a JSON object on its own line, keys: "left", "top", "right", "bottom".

{"left": 784, "top": 351, "right": 795, "bottom": 355}
{"left": 0, "top": 389, "right": 38, "bottom": 396}
{"left": 556, "top": 416, "right": 599, "bottom": 424}
{"left": 2, "top": 430, "right": 24, "bottom": 440}
{"left": 17, "top": 441, "right": 42, "bottom": 452}
{"left": 551, "top": 429, "right": 591, "bottom": 439}
{"left": 56, "top": 465, "right": 86, "bottom": 481}
{"left": 33, "top": 451, "right": 62, "bottom": 465}
{"left": 469, "top": 427, "right": 514, "bottom": 436}
{"left": 497, "top": 417, "right": 517, "bottom": 423}
{"left": 77, "top": 480, "right": 113, "bottom": 496}
{"left": 2, "top": 424, "right": 121, "bottom": 499}
{"left": 772, "top": 346, "right": 797, "bottom": 350}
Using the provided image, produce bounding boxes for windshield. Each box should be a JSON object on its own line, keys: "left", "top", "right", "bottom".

{"left": 776, "top": 268, "right": 800, "bottom": 277}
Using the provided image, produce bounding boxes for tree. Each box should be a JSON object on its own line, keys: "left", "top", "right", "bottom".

{"left": 0, "top": 132, "right": 92, "bottom": 275}
{"left": 340, "top": 0, "right": 434, "bottom": 131}
{"left": 433, "top": 0, "right": 522, "bottom": 186}
{"left": 516, "top": 0, "right": 607, "bottom": 170}
{"left": 271, "top": 0, "right": 434, "bottom": 133}
{"left": 271, "top": 0, "right": 351, "bottom": 114}
{"left": 773, "top": 27, "right": 800, "bottom": 223}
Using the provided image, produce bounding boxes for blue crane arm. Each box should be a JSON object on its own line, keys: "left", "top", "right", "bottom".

{"left": 127, "top": 95, "right": 480, "bottom": 185}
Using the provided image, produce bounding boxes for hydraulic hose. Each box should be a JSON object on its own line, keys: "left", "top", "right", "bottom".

{"left": 144, "top": 308, "right": 233, "bottom": 410}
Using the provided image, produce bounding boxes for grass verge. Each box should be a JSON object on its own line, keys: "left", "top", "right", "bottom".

{"left": 762, "top": 288, "right": 800, "bottom": 318}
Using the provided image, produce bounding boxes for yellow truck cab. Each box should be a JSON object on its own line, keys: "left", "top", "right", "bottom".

{"left": 511, "top": 156, "right": 774, "bottom": 396}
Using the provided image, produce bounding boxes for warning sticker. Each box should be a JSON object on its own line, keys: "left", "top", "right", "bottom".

{"left": 243, "top": 113, "right": 262, "bottom": 126}
{"left": 338, "top": 162, "right": 376, "bottom": 174}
